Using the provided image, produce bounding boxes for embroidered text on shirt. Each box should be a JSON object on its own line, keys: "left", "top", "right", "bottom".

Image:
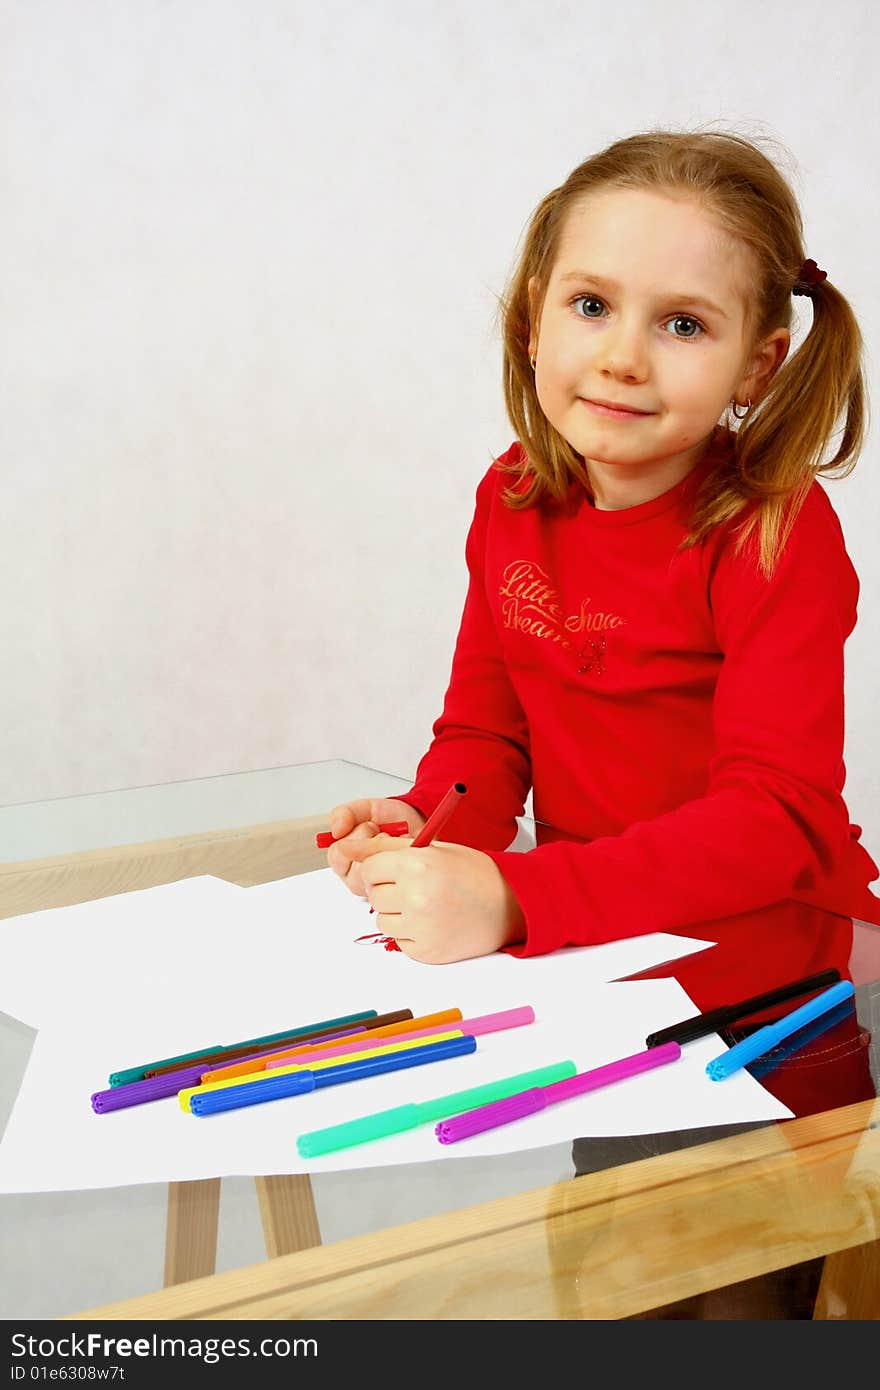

{"left": 499, "top": 561, "right": 625, "bottom": 669}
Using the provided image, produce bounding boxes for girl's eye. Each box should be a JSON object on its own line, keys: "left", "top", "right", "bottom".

{"left": 571, "top": 295, "right": 605, "bottom": 319}
{"left": 569, "top": 297, "right": 706, "bottom": 340}
{"left": 661, "top": 316, "right": 703, "bottom": 340}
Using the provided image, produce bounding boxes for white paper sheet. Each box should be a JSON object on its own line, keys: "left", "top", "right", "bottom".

{"left": 0, "top": 870, "right": 792, "bottom": 1191}
{"left": 0, "top": 876, "right": 242, "bottom": 1030}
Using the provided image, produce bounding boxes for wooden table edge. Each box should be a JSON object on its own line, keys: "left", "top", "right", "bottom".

{"left": 70, "top": 1097, "right": 880, "bottom": 1321}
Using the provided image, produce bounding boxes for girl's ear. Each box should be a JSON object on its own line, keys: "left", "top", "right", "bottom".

{"left": 527, "top": 276, "right": 541, "bottom": 357}
{"left": 742, "top": 327, "right": 791, "bottom": 400}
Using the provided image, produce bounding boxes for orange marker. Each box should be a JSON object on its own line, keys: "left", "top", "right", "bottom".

{"left": 199, "top": 1007, "right": 464, "bottom": 1083}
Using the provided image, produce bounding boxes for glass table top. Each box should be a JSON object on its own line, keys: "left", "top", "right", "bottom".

{"left": 0, "top": 759, "right": 413, "bottom": 862}
{"left": 1, "top": 760, "right": 878, "bottom": 1321}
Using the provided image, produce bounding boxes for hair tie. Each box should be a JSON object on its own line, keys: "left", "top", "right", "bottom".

{"left": 792, "top": 257, "right": 828, "bottom": 297}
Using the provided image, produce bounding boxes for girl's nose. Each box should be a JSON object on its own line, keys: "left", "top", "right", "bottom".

{"left": 594, "top": 321, "right": 649, "bottom": 380}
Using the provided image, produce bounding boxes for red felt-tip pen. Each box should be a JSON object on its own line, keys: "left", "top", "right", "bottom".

{"left": 363, "top": 782, "right": 468, "bottom": 942}
{"left": 315, "top": 820, "right": 410, "bottom": 850}
{"left": 411, "top": 782, "right": 467, "bottom": 847}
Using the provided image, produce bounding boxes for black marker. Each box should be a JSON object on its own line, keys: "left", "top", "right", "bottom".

{"left": 645, "top": 967, "right": 842, "bottom": 1048}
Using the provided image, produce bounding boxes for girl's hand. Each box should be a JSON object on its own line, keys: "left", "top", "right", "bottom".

{"left": 325, "top": 798, "right": 426, "bottom": 897}
{"left": 344, "top": 838, "right": 526, "bottom": 963}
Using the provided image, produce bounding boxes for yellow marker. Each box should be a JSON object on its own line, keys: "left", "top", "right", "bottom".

{"left": 178, "top": 1030, "right": 465, "bottom": 1112}
{"left": 200, "top": 1007, "right": 463, "bottom": 1083}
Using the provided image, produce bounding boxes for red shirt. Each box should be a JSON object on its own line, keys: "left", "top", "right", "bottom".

{"left": 396, "top": 427, "right": 880, "bottom": 957}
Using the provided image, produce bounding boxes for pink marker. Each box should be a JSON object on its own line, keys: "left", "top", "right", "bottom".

{"left": 434, "top": 1041, "right": 682, "bottom": 1144}
{"left": 265, "top": 1005, "right": 535, "bottom": 1069}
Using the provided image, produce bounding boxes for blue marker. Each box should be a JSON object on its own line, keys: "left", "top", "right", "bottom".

{"left": 706, "top": 980, "right": 856, "bottom": 1082}
{"left": 749, "top": 999, "right": 855, "bottom": 1082}
{"left": 190, "top": 1033, "right": 477, "bottom": 1115}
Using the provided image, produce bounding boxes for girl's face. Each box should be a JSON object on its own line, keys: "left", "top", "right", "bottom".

{"left": 529, "top": 188, "right": 789, "bottom": 504}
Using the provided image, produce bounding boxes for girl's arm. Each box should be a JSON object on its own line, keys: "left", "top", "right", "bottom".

{"left": 394, "top": 461, "right": 533, "bottom": 850}
{"left": 483, "top": 484, "right": 874, "bottom": 954}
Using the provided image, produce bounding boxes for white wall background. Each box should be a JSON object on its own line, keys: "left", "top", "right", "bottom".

{"left": 2, "top": 1, "right": 878, "bottom": 846}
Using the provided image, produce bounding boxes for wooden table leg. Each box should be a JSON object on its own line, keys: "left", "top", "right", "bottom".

{"left": 255, "top": 1174, "right": 321, "bottom": 1257}
{"left": 164, "top": 1179, "right": 222, "bottom": 1286}
{"left": 813, "top": 1238, "right": 880, "bottom": 1319}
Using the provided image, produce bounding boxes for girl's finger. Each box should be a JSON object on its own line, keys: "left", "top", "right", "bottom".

{"left": 346, "top": 863, "right": 367, "bottom": 896}
{"left": 328, "top": 799, "right": 377, "bottom": 837}
{"left": 347, "top": 835, "right": 411, "bottom": 863}
{"left": 326, "top": 821, "right": 381, "bottom": 875}
{"left": 373, "top": 912, "right": 410, "bottom": 943}
{"left": 365, "top": 883, "right": 399, "bottom": 914}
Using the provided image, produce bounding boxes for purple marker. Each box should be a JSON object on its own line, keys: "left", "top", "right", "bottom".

{"left": 92, "top": 1064, "right": 212, "bottom": 1113}
{"left": 434, "top": 1041, "right": 682, "bottom": 1144}
{"left": 93, "top": 1026, "right": 365, "bottom": 1112}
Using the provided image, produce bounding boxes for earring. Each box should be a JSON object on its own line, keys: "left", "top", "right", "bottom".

{"left": 731, "top": 397, "right": 751, "bottom": 419}
{"left": 529, "top": 353, "right": 537, "bottom": 371}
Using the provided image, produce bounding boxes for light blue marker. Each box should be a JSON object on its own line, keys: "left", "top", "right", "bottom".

{"left": 706, "top": 980, "right": 855, "bottom": 1082}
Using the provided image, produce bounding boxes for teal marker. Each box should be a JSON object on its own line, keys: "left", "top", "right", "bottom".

{"left": 109, "top": 1045, "right": 224, "bottom": 1088}
{"left": 108, "top": 1010, "right": 379, "bottom": 1086}
{"left": 234, "top": 1011, "right": 378, "bottom": 1050}
{"left": 296, "top": 1059, "right": 577, "bottom": 1156}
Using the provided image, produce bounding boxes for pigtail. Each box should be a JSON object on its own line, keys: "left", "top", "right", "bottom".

{"left": 724, "top": 276, "right": 869, "bottom": 577}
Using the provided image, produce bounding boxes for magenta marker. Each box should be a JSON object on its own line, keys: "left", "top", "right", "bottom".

{"left": 434, "top": 1041, "right": 682, "bottom": 1144}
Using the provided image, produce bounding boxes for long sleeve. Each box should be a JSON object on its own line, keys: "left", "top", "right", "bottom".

{"left": 394, "top": 459, "right": 533, "bottom": 848}
{"left": 484, "top": 484, "right": 862, "bottom": 955}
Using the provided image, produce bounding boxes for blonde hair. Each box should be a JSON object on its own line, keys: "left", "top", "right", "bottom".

{"left": 496, "top": 125, "right": 868, "bottom": 576}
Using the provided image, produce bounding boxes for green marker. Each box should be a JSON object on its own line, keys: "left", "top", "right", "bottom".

{"left": 108, "top": 1010, "right": 379, "bottom": 1086}
{"left": 296, "top": 1059, "right": 577, "bottom": 1157}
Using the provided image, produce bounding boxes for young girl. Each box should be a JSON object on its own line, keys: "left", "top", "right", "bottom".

{"left": 326, "top": 127, "right": 880, "bottom": 965}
